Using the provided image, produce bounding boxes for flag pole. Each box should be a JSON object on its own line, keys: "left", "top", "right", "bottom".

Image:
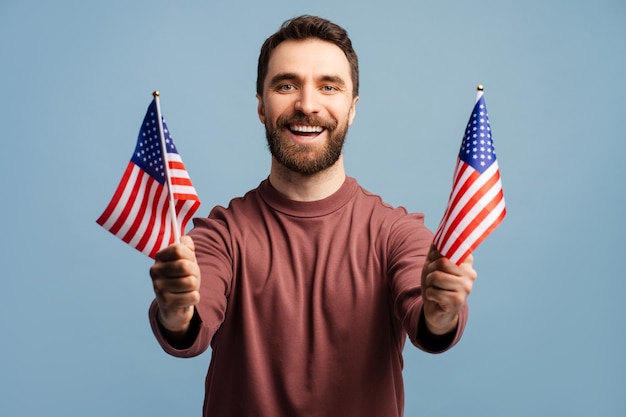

{"left": 476, "top": 84, "right": 484, "bottom": 101}
{"left": 153, "top": 90, "right": 181, "bottom": 244}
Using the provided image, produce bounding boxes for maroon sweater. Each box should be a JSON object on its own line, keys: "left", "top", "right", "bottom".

{"left": 150, "top": 177, "right": 468, "bottom": 417}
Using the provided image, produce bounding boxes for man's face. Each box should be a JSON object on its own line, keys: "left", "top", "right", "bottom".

{"left": 257, "top": 39, "right": 358, "bottom": 175}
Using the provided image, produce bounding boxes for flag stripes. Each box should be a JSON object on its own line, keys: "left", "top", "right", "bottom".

{"left": 434, "top": 161, "right": 505, "bottom": 264}
{"left": 433, "top": 90, "right": 505, "bottom": 265}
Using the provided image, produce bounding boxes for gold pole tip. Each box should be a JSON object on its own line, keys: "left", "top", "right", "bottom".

{"left": 153, "top": 90, "right": 160, "bottom": 97}
{"left": 476, "top": 84, "right": 484, "bottom": 91}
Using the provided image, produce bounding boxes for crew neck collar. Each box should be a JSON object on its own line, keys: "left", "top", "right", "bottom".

{"left": 259, "top": 176, "right": 358, "bottom": 218}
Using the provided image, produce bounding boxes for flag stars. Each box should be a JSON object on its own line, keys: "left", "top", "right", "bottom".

{"left": 458, "top": 96, "right": 498, "bottom": 173}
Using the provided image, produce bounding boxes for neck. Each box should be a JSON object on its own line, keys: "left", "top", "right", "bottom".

{"left": 268, "top": 155, "right": 346, "bottom": 202}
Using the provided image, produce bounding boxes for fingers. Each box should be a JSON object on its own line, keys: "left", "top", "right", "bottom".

{"left": 149, "top": 236, "right": 201, "bottom": 330}
{"left": 423, "top": 244, "right": 476, "bottom": 284}
{"left": 421, "top": 244, "right": 477, "bottom": 330}
{"left": 154, "top": 235, "right": 196, "bottom": 263}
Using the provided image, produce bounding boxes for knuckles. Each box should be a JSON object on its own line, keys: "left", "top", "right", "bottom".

{"left": 150, "top": 257, "right": 199, "bottom": 282}
{"left": 150, "top": 240, "right": 201, "bottom": 312}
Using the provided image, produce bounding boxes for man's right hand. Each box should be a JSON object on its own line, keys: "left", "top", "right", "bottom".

{"left": 150, "top": 235, "right": 201, "bottom": 338}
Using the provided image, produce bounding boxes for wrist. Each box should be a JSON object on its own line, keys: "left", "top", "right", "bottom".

{"left": 425, "top": 314, "right": 459, "bottom": 336}
{"left": 157, "top": 307, "right": 201, "bottom": 349}
{"left": 417, "top": 309, "right": 457, "bottom": 352}
{"left": 158, "top": 307, "right": 192, "bottom": 332}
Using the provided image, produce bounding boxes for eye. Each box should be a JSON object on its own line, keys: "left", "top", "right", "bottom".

{"left": 278, "top": 84, "right": 295, "bottom": 92}
{"left": 322, "top": 85, "right": 337, "bottom": 93}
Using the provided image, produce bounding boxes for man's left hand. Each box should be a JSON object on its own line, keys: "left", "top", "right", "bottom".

{"left": 421, "top": 244, "right": 477, "bottom": 335}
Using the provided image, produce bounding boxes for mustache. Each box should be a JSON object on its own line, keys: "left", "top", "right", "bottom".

{"left": 275, "top": 113, "right": 338, "bottom": 130}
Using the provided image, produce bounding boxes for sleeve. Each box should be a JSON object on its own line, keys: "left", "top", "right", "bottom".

{"left": 387, "top": 212, "right": 468, "bottom": 354}
{"left": 148, "top": 212, "right": 234, "bottom": 358}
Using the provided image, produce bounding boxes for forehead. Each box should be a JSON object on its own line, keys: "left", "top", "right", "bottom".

{"left": 265, "top": 39, "right": 353, "bottom": 87}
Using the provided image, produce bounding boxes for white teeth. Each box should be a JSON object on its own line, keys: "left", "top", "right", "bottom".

{"left": 290, "top": 125, "right": 323, "bottom": 133}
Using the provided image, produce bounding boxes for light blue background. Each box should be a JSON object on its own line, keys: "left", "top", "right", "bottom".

{"left": 1, "top": 0, "right": 624, "bottom": 416}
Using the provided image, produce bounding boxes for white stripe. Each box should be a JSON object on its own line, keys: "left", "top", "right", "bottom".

{"left": 437, "top": 163, "right": 500, "bottom": 247}
{"left": 128, "top": 181, "right": 161, "bottom": 247}
{"left": 171, "top": 184, "right": 199, "bottom": 197}
{"left": 447, "top": 197, "right": 506, "bottom": 263}
{"left": 167, "top": 153, "right": 183, "bottom": 163}
{"left": 141, "top": 191, "right": 171, "bottom": 255}
{"left": 435, "top": 161, "right": 465, "bottom": 234}
{"left": 175, "top": 200, "right": 198, "bottom": 231}
{"left": 440, "top": 176, "right": 503, "bottom": 254}
{"left": 434, "top": 163, "right": 471, "bottom": 244}
{"left": 445, "top": 190, "right": 505, "bottom": 262}
{"left": 436, "top": 168, "right": 478, "bottom": 249}
{"left": 100, "top": 166, "right": 142, "bottom": 230}
{"left": 112, "top": 173, "right": 152, "bottom": 240}
{"left": 436, "top": 163, "right": 500, "bottom": 251}
{"left": 170, "top": 168, "right": 191, "bottom": 180}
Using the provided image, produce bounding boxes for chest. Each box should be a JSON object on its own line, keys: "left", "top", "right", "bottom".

{"left": 229, "top": 212, "right": 391, "bottom": 328}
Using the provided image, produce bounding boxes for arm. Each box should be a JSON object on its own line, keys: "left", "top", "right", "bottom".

{"left": 387, "top": 215, "right": 475, "bottom": 353}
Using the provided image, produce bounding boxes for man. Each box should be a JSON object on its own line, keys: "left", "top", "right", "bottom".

{"left": 149, "top": 15, "right": 476, "bottom": 417}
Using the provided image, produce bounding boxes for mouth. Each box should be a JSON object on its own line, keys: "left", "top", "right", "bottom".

{"left": 288, "top": 124, "right": 325, "bottom": 136}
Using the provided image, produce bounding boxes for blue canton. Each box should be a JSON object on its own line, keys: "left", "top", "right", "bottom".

{"left": 458, "top": 96, "right": 495, "bottom": 174}
{"left": 130, "top": 99, "right": 179, "bottom": 184}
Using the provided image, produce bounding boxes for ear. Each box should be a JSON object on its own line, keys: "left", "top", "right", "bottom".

{"left": 256, "top": 94, "right": 265, "bottom": 124}
{"left": 348, "top": 95, "right": 359, "bottom": 126}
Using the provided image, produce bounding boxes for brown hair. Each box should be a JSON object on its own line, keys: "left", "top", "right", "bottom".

{"left": 256, "top": 15, "right": 359, "bottom": 97}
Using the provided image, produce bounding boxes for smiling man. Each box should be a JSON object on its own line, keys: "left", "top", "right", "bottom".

{"left": 148, "top": 15, "right": 477, "bottom": 417}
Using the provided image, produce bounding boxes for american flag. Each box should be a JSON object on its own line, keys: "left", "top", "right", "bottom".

{"left": 433, "top": 89, "right": 506, "bottom": 265}
{"left": 96, "top": 98, "right": 200, "bottom": 258}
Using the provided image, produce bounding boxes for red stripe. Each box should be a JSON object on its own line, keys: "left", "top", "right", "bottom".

{"left": 173, "top": 192, "right": 200, "bottom": 201}
{"left": 438, "top": 165, "right": 501, "bottom": 248}
{"left": 108, "top": 169, "right": 145, "bottom": 235}
{"left": 169, "top": 160, "right": 186, "bottom": 170}
{"left": 182, "top": 201, "right": 201, "bottom": 229}
{"left": 133, "top": 181, "right": 164, "bottom": 254}
{"left": 148, "top": 191, "right": 172, "bottom": 258}
{"left": 437, "top": 165, "right": 483, "bottom": 247}
{"left": 453, "top": 200, "right": 507, "bottom": 264}
{"left": 177, "top": 200, "right": 200, "bottom": 228}
{"left": 433, "top": 160, "right": 466, "bottom": 242}
{"left": 96, "top": 163, "right": 135, "bottom": 226}
{"left": 121, "top": 177, "right": 156, "bottom": 244}
{"left": 171, "top": 177, "right": 193, "bottom": 186}
{"left": 444, "top": 185, "right": 504, "bottom": 258}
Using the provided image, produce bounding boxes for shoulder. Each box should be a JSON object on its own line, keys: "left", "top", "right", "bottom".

{"left": 189, "top": 182, "right": 266, "bottom": 240}
{"left": 352, "top": 180, "right": 432, "bottom": 242}
{"left": 353, "top": 181, "right": 426, "bottom": 224}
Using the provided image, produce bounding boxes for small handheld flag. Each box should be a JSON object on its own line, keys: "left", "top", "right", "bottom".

{"left": 96, "top": 92, "right": 201, "bottom": 258}
{"left": 433, "top": 85, "right": 506, "bottom": 265}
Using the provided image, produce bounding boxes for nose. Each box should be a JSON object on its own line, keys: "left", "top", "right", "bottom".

{"left": 294, "top": 85, "right": 321, "bottom": 115}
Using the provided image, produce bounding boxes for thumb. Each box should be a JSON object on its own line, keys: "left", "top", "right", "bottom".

{"left": 180, "top": 235, "right": 195, "bottom": 252}
{"left": 427, "top": 243, "right": 443, "bottom": 262}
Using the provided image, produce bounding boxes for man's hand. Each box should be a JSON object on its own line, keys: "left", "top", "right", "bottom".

{"left": 421, "top": 244, "right": 477, "bottom": 335}
{"left": 149, "top": 235, "right": 201, "bottom": 336}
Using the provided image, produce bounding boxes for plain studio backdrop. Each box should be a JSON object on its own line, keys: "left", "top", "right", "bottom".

{"left": 1, "top": 0, "right": 624, "bottom": 416}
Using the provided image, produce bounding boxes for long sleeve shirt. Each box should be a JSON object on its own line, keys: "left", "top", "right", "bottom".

{"left": 150, "top": 176, "right": 468, "bottom": 417}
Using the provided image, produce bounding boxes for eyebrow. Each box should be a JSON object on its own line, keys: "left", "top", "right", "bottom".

{"left": 319, "top": 75, "right": 347, "bottom": 89}
{"left": 268, "top": 72, "right": 298, "bottom": 87}
{"left": 268, "top": 72, "right": 348, "bottom": 89}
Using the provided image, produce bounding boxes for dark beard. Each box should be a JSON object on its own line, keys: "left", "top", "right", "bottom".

{"left": 265, "top": 113, "right": 348, "bottom": 175}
